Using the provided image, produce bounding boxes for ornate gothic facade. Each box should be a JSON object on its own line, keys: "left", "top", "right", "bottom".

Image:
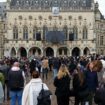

{"left": 4, "top": 0, "right": 97, "bottom": 57}
{"left": 95, "top": 3, "right": 105, "bottom": 55}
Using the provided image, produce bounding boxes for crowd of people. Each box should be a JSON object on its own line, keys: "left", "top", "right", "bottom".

{"left": 0, "top": 54, "right": 105, "bottom": 105}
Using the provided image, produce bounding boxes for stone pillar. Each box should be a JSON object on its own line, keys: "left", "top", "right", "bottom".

{"left": 0, "top": 19, "right": 4, "bottom": 59}
{"left": 53, "top": 46, "right": 57, "bottom": 57}
{"left": 69, "top": 49, "right": 72, "bottom": 56}
{"left": 81, "top": 49, "right": 83, "bottom": 56}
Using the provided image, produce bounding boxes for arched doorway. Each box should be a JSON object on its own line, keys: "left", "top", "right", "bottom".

{"left": 58, "top": 47, "right": 68, "bottom": 56}
{"left": 72, "top": 47, "right": 80, "bottom": 57}
{"left": 11, "top": 47, "right": 16, "bottom": 57}
{"left": 84, "top": 47, "right": 90, "bottom": 55}
{"left": 18, "top": 47, "right": 27, "bottom": 57}
{"left": 28, "top": 47, "right": 41, "bottom": 57}
{"left": 46, "top": 47, "right": 54, "bottom": 57}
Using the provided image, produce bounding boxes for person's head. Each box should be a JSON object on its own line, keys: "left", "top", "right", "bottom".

{"left": 31, "top": 71, "right": 40, "bottom": 78}
{"left": 92, "top": 60, "right": 103, "bottom": 72}
{"left": 57, "top": 64, "right": 70, "bottom": 79}
{"left": 13, "top": 62, "right": 20, "bottom": 67}
{"left": 76, "top": 65, "right": 84, "bottom": 86}
{"left": 87, "top": 60, "right": 103, "bottom": 72}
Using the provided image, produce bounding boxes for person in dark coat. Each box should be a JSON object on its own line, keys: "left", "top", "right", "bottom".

{"left": 73, "top": 65, "right": 89, "bottom": 105}
{"left": 52, "top": 57, "right": 60, "bottom": 79}
{"left": 69, "top": 60, "right": 77, "bottom": 75}
{"left": 29, "top": 59, "right": 37, "bottom": 75}
{"left": 85, "top": 61, "right": 99, "bottom": 105}
{"left": 54, "top": 64, "right": 71, "bottom": 105}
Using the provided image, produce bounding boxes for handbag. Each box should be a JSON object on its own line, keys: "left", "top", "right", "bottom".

{"left": 94, "top": 83, "right": 105, "bottom": 104}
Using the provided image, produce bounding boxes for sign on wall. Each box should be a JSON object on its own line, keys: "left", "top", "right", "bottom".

{"left": 52, "top": 7, "right": 59, "bottom": 16}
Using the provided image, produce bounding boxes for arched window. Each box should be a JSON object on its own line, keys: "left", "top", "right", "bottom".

{"left": 83, "top": 26, "right": 88, "bottom": 39}
{"left": 13, "top": 26, "right": 18, "bottom": 39}
{"left": 43, "top": 26, "right": 48, "bottom": 40}
{"left": 33, "top": 26, "right": 38, "bottom": 39}
{"left": 63, "top": 25, "right": 68, "bottom": 40}
{"left": 73, "top": 26, "right": 78, "bottom": 40}
{"left": 23, "top": 26, "right": 28, "bottom": 39}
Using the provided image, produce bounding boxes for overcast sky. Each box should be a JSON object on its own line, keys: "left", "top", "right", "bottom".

{"left": 0, "top": 0, "right": 105, "bottom": 16}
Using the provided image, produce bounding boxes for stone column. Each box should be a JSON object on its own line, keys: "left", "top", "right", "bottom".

{"left": 0, "top": 19, "right": 4, "bottom": 59}
{"left": 81, "top": 49, "right": 84, "bottom": 56}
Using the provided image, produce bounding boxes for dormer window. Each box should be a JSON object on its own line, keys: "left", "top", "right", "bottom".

{"left": 64, "top": 1, "right": 67, "bottom": 3}
{"left": 26, "top": 0, "right": 28, "bottom": 3}
{"left": 55, "top": 1, "right": 57, "bottom": 3}
{"left": 82, "top": 0, "right": 86, "bottom": 6}
{"left": 73, "top": 0, "right": 77, "bottom": 7}
{"left": 16, "top": 0, "right": 19, "bottom": 6}
{"left": 35, "top": 1, "right": 38, "bottom": 3}
{"left": 45, "top": 0, "right": 48, "bottom": 3}
{"left": 74, "top": 0, "right": 76, "bottom": 3}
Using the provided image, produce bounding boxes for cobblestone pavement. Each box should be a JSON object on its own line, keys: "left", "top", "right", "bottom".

{"left": 3, "top": 71, "right": 96, "bottom": 105}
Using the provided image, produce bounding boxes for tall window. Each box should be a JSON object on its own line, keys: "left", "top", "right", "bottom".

{"left": 23, "top": 26, "right": 28, "bottom": 39}
{"left": 36, "top": 32, "right": 41, "bottom": 41}
{"left": 100, "top": 36, "right": 104, "bottom": 45}
{"left": 43, "top": 26, "right": 48, "bottom": 40}
{"left": 73, "top": 26, "right": 78, "bottom": 40}
{"left": 63, "top": 26, "right": 68, "bottom": 40}
{"left": 33, "top": 26, "right": 38, "bottom": 39}
{"left": 13, "top": 26, "right": 18, "bottom": 39}
{"left": 83, "top": 26, "right": 88, "bottom": 39}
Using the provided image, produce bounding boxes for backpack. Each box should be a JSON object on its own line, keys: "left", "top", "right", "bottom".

{"left": 37, "top": 84, "right": 52, "bottom": 105}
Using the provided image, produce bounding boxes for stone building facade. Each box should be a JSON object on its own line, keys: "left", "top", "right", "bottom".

{"left": 95, "top": 2, "right": 105, "bottom": 55}
{"left": 0, "top": 2, "right": 6, "bottom": 59}
{"left": 0, "top": 18, "right": 5, "bottom": 59}
{"left": 5, "top": 0, "right": 97, "bottom": 58}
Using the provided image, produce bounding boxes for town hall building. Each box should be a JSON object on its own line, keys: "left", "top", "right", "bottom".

{"left": 4, "top": 0, "right": 97, "bottom": 58}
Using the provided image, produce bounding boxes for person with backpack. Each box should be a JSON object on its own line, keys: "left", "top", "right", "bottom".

{"left": 54, "top": 64, "right": 71, "bottom": 105}
{"left": 22, "top": 70, "right": 51, "bottom": 105}
{"left": 8, "top": 62, "right": 26, "bottom": 105}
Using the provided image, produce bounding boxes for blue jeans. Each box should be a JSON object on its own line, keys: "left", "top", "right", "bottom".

{"left": 10, "top": 90, "right": 23, "bottom": 105}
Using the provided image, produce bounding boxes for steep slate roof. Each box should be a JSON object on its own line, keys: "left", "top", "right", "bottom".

{"left": 10, "top": 0, "right": 93, "bottom": 10}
